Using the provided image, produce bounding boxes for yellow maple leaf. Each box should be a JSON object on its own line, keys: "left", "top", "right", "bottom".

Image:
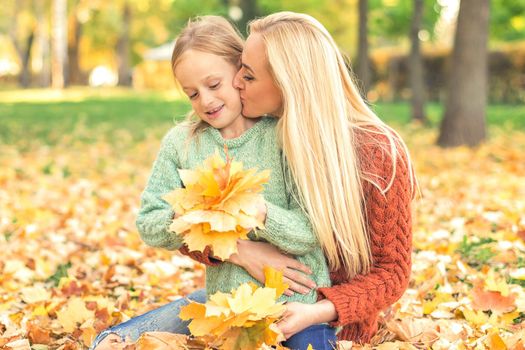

{"left": 164, "top": 148, "right": 270, "bottom": 260}
{"left": 56, "top": 297, "right": 95, "bottom": 333}
{"left": 179, "top": 301, "right": 206, "bottom": 320}
{"left": 264, "top": 266, "right": 289, "bottom": 298}
{"left": 181, "top": 223, "right": 250, "bottom": 260}
{"left": 485, "top": 270, "right": 511, "bottom": 296}
{"left": 188, "top": 316, "right": 225, "bottom": 337}
{"left": 462, "top": 308, "right": 489, "bottom": 326}
{"left": 178, "top": 268, "right": 287, "bottom": 348}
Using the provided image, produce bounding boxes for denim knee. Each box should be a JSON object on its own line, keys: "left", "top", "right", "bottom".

{"left": 283, "top": 324, "right": 337, "bottom": 350}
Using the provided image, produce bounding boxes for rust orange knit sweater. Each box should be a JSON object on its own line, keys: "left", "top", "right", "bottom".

{"left": 179, "top": 129, "right": 414, "bottom": 344}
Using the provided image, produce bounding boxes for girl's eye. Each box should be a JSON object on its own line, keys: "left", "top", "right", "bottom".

{"left": 243, "top": 75, "right": 254, "bottom": 81}
{"left": 189, "top": 92, "right": 198, "bottom": 100}
{"left": 210, "top": 82, "right": 220, "bottom": 89}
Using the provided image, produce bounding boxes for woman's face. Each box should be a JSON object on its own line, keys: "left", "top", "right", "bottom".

{"left": 233, "top": 33, "right": 283, "bottom": 118}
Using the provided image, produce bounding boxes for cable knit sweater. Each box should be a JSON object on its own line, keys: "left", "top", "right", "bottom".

{"left": 137, "top": 117, "right": 331, "bottom": 304}
{"left": 181, "top": 127, "right": 414, "bottom": 344}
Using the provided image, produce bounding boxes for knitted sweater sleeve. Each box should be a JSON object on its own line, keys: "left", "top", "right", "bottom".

{"left": 180, "top": 175, "right": 317, "bottom": 262}
{"left": 136, "top": 129, "right": 185, "bottom": 250}
{"left": 317, "top": 138, "right": 413, "bottom": 326}
{"left": 255, "top": 187, "right": 317, "bottom": 255}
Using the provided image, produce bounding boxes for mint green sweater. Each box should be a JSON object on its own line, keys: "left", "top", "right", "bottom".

{"left": 136, "top": 117, "right": 331, "bottom": 303}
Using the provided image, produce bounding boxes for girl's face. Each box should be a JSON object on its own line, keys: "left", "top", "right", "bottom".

{"left": 175, "top": 50, "right": 243, "bottom": 133}
{"left": 233, "top": 33, "right": 283, "bottom": 118}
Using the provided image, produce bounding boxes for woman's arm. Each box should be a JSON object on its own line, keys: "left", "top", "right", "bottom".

{"left": 277, "top": 139, "right": 413, "bottom": 338}
{"left": 317, "top": 139, "right": 413, "bottom": 326}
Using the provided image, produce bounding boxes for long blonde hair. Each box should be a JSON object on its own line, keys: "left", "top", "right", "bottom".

{"left": 171, "top": 16, "right": 244, "bottom": 137}
{"left": 249, "top": 12, "right": 415, "bottom": 279}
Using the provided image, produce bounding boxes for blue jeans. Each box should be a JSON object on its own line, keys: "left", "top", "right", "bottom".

{"left": 90, "top": 288, "right": 336, "bottom": 350}
{"left": 283, "top": 324, "right": 337, "bottom": 350}
{"left": 89, "top": 289, "right": 207, "bottom": 349}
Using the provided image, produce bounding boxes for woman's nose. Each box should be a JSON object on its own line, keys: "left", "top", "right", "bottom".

{"left": 233, "top": 70, "right": 244, "bottom": 90}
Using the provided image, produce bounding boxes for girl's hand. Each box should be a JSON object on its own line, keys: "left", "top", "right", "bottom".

{"left": 277, "top": 300, "right": 338, "bottom": 339}
{"left": 256, "top": 201, "right": 267, "bottom": 223}
{"left": 277, "top": 302, "right": 318, "bottom": 339}
{"left": 228, "top": 240, "right": 316, "bottom": 296}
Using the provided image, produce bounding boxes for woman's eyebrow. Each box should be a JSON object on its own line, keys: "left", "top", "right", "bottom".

{"left": 241, "top": 63, "right": 255, "bottom": 73}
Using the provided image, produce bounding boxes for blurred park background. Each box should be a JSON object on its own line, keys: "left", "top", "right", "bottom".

{"left": 0, "top": 0, "right": 524, "bottom": 145}
{"left": 1, "top": 1, "right": 525, "bottom": 349}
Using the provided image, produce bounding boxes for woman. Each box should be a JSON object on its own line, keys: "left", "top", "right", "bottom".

{"left": 202, "top": 11, "right": 416, "bottom": 343}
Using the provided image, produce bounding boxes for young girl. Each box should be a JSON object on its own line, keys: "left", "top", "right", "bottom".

{"left": 90, "top": 16, "right": 334, "bottom": 350}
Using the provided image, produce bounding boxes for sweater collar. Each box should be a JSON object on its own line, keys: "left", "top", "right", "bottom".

{"left": 208, "top": 117, "right": 273, "bottom": 149}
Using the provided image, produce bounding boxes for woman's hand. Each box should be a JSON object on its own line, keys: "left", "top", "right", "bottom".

{"left": 277, "top": 300, "right": 338, "bottom": 339}
{"left": 228, "top": 240, "right": 316, "bottom": 296}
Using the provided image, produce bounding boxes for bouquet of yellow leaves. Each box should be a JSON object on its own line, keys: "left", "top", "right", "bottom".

{"left": 179, "top": 267, "right": 290, "bottom": 350}
{"left": 163, "top": 147, "right": 270, "bottom": 260}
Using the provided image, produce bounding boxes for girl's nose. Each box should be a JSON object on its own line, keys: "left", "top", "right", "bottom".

{"left": 200, "top": 91, "right": 214, "bottom": 107}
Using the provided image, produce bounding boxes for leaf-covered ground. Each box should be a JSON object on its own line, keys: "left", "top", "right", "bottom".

{"left": 1, "top": 120, "right": 524, "bottom": 349}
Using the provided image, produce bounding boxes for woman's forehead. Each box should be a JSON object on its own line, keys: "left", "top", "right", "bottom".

{"left": 242, "top": 33, "right": 267, "bottom": 70}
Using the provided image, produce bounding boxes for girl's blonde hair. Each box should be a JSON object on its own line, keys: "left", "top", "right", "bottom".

{"left": 249, "top": 12, "right": 415, "bottom": 279}
{"left": 171, "top": 16, "right": 244, "bottom": 137}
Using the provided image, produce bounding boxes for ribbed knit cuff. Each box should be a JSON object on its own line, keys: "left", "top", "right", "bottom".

{"left": 317, "top": 286, "right": 355, "bottom": 327}
{"left": 262, "top": 201, "right": 285, "bottom": 241}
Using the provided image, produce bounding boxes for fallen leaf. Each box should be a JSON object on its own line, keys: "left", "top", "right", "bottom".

{"left": 470, "top": 281, "right": 516, "bottom": 314}
{"left": 56, "top": 297, "right": 95, "bottom": 333}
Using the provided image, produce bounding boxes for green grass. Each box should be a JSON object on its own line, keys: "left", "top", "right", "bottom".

{"left": 0, "top": 88, "right": 190, "bottom": 145}
{"left": 371, "top": 102, "right": 525, "bottom": 130}
{"left": 1, "top": 88, "right": 523, "bottom": 147}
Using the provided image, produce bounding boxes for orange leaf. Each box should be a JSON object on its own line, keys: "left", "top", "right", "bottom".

{"left": 27, "top": 321, "right": 52, "bottom": 345}
{"left": 470, "top": 281, "right": 516, "bottom": 314}
{"left": 485, "top": 330, "right": 508, "bottom": 350}
{"left": 135, "top": 332, "right": 191, "bottom": 350}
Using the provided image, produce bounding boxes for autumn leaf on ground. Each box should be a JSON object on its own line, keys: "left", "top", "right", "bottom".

{"left": 134, "top": 332, "right": 200, "bottom": 350}
{"left": 164, "top": 148, "right": 270, "bottom": 260}
{"left": 179, "top": 267, "right": 287, "bottom": 349}
{"left": 385, "top": 317, "right": 439, "bottom": 345}
{"left": 56, "top": 297, "right": 95, "bottom": 333}
{"left": 3, "top": 116, "right": 525, "bottom": 350}
{"left": 470, "top": 279, "right": 517, "bottom": 314}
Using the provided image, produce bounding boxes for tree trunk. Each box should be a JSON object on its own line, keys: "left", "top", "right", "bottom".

{"left": 19, "top": 31, "right": 35, "bottom": 88}
{"left": 117, "top": 1, "right": 132, "bottom": 86}
{"left": 357, "top": 0, "right": 370, "bottom": 97}
{"left": 9, "top": 0, "right": 35, "bottom": 88}
{"left": 67, "top": 6, "right": 83, "bottom": 85}
{"left": 51, "top": 0, "right": 67, "bottom": 89}
{"left": 437, "top": 0, "right": 489, "bottom": 147}
{"left": 410, "top": 0, "right": 426, "bottom": 123}
{"left": 237, "top": 0, "right": 258, "bottom": 37}
{"left": 35, "top": 0, "right": 51, "bottom": 87}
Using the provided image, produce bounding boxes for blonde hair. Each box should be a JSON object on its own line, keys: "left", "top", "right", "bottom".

{"left": 171, "top": 16, "right": 244, "bottom": 137}
{"left": 249, "top": 12, "right": 415, "bottom": 279}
